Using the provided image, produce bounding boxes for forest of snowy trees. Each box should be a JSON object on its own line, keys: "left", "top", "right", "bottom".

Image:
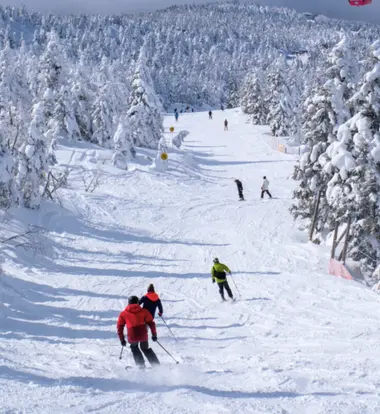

{"left": 241, "top": 34, "right": 380, "bottom": 276}
{"left": 0, "top": 1, "right": 379, "bottom": 275}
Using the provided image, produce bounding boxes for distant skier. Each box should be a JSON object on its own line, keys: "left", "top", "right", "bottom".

{"left": 261, "top": 176, "right": 272, "bottom": 199}
{"left": 209, "top": 111, "right": 213, "bottom": 120}
{"left": 234, "top": 179, "right": 244, "bottom": 201}
{"left": 139, "top": 284, "right": 163, "bottom": 319}
{"left": 175, "top": 111, "right": 179, "bottom": 122}
{"left": 224, "top": 119, "right": 228, "bottom": 131}
{"left": 117, "top": 295, "right": 160, "bottom": 369}
{"left": 211, "top": 258, "right": 234, "bottom": 301}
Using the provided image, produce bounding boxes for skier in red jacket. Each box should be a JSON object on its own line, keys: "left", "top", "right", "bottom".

{"left": 117, "top": 296, "right": 160, "bottom": 368}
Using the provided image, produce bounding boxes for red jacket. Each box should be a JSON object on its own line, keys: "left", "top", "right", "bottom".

{"left": 117, "top": 304, "right": 157, "bottom": 343}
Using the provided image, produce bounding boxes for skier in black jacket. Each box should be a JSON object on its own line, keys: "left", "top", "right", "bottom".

{"left": 234, "top": 179, "right": 244, "bottom": 201}
{"left": 139, "top": 284, "right": 163, "bottom": 319}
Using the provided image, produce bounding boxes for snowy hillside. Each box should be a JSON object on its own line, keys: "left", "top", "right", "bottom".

{"left": 1, "top": 110, "right": 380, "bottom": 413}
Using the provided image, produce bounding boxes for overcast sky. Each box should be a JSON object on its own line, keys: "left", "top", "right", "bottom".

{"left": 2, "top": 0, "right": 379, "bottom": 23}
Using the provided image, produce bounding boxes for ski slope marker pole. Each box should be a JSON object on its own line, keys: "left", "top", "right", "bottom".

{"left": 230, "top": 273, "right": 242, "bottom": 298}
{"left": 156, "top": 340, "right": 179, "bottom": 364}
{"left": 160, "top": 315, "right": 178, "bottom": 342}
{"left": 119, "top": 346, "right": 124, "bottom": 360}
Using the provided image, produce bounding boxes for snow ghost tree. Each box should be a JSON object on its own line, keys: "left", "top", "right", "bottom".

{"left": 127, "top": 46, "right": 163, "bottom": 150}
{"left": 17, "top": 102, "right": 48, "bottom": 209}
{"left": 112, "top": 120, "right": 136, "bottom": 170}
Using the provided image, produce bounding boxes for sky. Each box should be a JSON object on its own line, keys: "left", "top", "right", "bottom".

{"left": 1, "top": 0, "right": 379, "bottom": 24}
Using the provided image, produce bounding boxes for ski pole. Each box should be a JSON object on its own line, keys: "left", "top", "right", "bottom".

{"left": 156, "top": 340, "right": 179, "bottom": 364}
{"left": 230, "top": 273, "right": 242, "bottom": 298}
{"left": 119, "top": 346, "right": 124, "bottom": 360}
{"left": 160, "top": 316, "right": 178, "bottom": 342}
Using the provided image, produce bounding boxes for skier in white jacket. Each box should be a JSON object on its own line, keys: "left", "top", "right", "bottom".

{"left": 261, "top": 176, "right": 272, "bottom": 199}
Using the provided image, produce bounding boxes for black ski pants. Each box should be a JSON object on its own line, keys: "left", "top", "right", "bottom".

{"left": 238, "top": 189, "right": 244, "bottom": 200}
{"left": 130, "top": 341, "right": 160, "bottom": 367}
{"left": 261, "top": 190, "right": 272, "bottom": 199}
{"left": 218, "top": 281, "right": 233, "bottom": 300}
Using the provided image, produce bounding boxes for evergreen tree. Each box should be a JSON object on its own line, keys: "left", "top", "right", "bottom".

{"left": 267, "top": 70, "right": 293, "bottom": 137}
{"left": 240, "top": 73, "right": 265, "bottom": 124}
{"left": 127, "top": 46, "right": 163, "bottom": 149}
{"left": 112, "top": 120, "right": 136, "bottom": 170}
{"left": 17, "top": 102, "right": 48, "bottom": 209}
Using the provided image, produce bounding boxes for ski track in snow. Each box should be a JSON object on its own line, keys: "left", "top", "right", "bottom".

{"left": 1, "top": 109, "right": 380, "bottom": 413}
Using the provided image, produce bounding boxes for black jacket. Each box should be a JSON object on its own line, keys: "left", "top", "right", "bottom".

{"left": 139, "top": 292, "right": 163, "bottom": 318}
{"left": 235, "top": 180, "right": 243, "bottom": 191}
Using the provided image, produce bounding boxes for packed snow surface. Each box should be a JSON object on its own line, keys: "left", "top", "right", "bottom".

{"left": 1, "top": 110, "right": 380, "bottom": 413}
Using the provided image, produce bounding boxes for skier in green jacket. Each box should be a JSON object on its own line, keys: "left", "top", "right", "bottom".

{"left": 211, "top": 258, "right": 234, "bottom": 301}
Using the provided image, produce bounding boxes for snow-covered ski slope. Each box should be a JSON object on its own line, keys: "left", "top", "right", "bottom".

{"left": 1, "top": 109, "right": 380, "bottom": 414}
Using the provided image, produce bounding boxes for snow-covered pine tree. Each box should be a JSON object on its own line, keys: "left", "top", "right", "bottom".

{"left": 240, "top": 73, "right": 266, "bottom": 124}
{"left": 71, "top": 65, "right": 94, "bottom": 142}
{"left": 0, "top": 115, "right": 16, "bottom": 208}
{"left": 226, "top": 75, "right": 240, "bottom": 109}
{"left": 37, "top": 32, "right": 67, "bottom": 164}
{"left": 91, "top": 92, "right": 113, "bottom": 148}
{"left": 112, "top": 120, "right": 136, "bottom": 170}
{"left": 127, "top": 46, "right": 163, "bottom": 150}
{"left": 326, "top": 40, "right": 380, "bottom": 273}
{"left": 266, "top": 68, "right": 293, "bottom": 137}
{"left": 17, "top": 102, "right": 48, "bottom": 209}
{"left": 50, "top": 86, "right": 81, "bottom": 144}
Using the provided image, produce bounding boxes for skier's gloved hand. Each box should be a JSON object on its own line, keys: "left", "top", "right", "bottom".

{"left": 121, "top": 339, "right": 127, "bottom": 347}
{"left": 152, "top": 335, "right": 157, "bottom": 342}
{"left": 158, "top": 312, "right": 162, "bottom": 317}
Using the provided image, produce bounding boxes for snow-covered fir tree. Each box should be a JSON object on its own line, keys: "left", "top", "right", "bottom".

{"left": 112, "top": 120, "right": 136, "bottom": 170}
{"left": 17, "top": 102, "right": 48, "bottom": 209}
{"left": 266, "top": 69, "right": 293, "bottom": 137}
{"left": 240, "top": 73, "right": 266, "bottom": 124}
{"left": 126, "top": 47, "right": 163, "bottom": 150}
{"left": 0, "top": 115, "right": 16, "bottom": 208}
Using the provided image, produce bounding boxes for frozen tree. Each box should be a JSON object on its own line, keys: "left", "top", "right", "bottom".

{"left": 268, "top": 78, "right": 293, "bottom": 137}
{"left": 0, "top": 117, "right": 16, "bottom": 208}
{"left": 127, "top": 46, "right": 164, "bottom": 149}
{"left": 112, "top": 120, "right": 136, "bottom": 170}
{"left": 17, "top": 102, "right": 48, "bottom": 209}
{"left": 50, "top": 86, "right": 81, "bottom": 143}
{"left": 91, "top": 93, "right": 113, "bottom": 148}
{"left": 240, "top": 73, "right": 266, "bottom": 124}
{"left": 226, "top": 76, "right": 240, "bottom": 109}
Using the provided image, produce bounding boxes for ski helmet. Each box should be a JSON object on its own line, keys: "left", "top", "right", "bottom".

{"left": 147, "top": 284, "right": 155, "bottom": 292}
{"left": 128, "top": 295, "right": 139, "bottom": 305}
{"left": 213, "top": 258, "right": 219, "bottom": 264}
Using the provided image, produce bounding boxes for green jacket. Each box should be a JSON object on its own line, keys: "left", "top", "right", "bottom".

{"left": 211, "top": 263, "right": 231, "bottom": 283}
